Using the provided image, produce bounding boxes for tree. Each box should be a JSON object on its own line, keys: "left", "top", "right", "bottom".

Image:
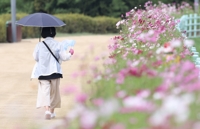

{"left": 17, "top": 0, "right": 34, "bottom": 14}
{"left": 78, "top": 0, "right": 128, "bottom": 17}
{"left": 0, "top": 0, "right": 10, "bottom": 14}
{"left": 0, "top": 0, "right": 195, "bottom": 17}
{"left": 33, "top": 0, "right": 48, "bottom": 13}
{"left": 109, "top": 0, "right": 128, "bottom": 17}
{"left": 53, "top": 0, "right": 81, "bottom": 14}
{"left": 78, "top": 0, "right": 112, "bottom": 16}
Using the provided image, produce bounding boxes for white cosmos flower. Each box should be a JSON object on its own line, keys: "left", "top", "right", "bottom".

{"left": 153, "top": 92, "right": 165, "bottom": 100}
{"left": 170, "top": 39, "right": 181, "bottom": 48}
{"left": 131, "top": 60, "right": 140, "bottom": 67}
{"left": 163, "top": 46, "right": 173, "bottom": 53}
{"left": 80, "top": 110, "right": 98, "bottom": 129}
{"left": 123, "top": 96, "right": 148, "bottom": 108}
{"left": 66, "top": 104, "right": 85, "bottom": 120}
{"left": 150, "top": 94, "right": 193, "bottom": 126}
{"left": 94, "top": 75, "right": 102, "bottom": 82}
{"left": 129, "top": 38, "right": 134, "bottom": 43}
{"left": 117, "top": 50, "right": 121, "bottom": 53}
{"left": 147, "top": 30, "right": 154, "bottom": 36}
{"left": 156, "top": 47, "right": 163, "bottom": 54}
{"left": 184, "top": 39, "right": 194, "bottom": 47}
{"left": 116, "top": 21, "right": 121, "bottom": 27}
{"left": 99, "top": 98, "right": 119, "bottom": 117}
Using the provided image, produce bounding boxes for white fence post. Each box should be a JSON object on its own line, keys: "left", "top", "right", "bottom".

{"left": 188, "top": 14, "right": 192, "bottom": 37}
{"left": 194, "top": 14, "right": 197, "bottom": 37}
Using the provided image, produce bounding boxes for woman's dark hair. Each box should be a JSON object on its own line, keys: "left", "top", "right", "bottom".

{"left": 41, "top": 27, "right": 56, "bottom": 38}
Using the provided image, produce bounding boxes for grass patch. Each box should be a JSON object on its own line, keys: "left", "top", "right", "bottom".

{"left": 190, "top": 37, "right": 200, "bottom": 52}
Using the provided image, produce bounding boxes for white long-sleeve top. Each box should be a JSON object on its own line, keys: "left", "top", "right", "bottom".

{"left": 31, "top": 37, "right": 72, "bottom": 78}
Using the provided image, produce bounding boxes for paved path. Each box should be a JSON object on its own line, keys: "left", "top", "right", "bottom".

{"left": 0, "top": 35, "right": 114, "bottom": 129}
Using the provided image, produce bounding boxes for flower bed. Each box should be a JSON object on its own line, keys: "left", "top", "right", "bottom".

{"left": 54, "top": 2, "right": 200, "bottom": 129}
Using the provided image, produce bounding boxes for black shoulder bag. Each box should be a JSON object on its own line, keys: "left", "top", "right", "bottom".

{"left": 42, "top": 41, "right": 59, "bottom": 64}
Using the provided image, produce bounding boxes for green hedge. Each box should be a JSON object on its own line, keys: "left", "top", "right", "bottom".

{"left": 55, "top": 14, "right": 119, "bottom": 33}
{"left": 0, "top": 13, "right": 119, "bottom": 43}
{"left": 0, "top": 13, "right": 38, "bottom": 42}
{"left": 0, "top": 14, "right": 13, "bottom": 42}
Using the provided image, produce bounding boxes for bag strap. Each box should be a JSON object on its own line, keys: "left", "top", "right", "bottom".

{"left": 42, "top": 41, "right": 59, "bottom": 63}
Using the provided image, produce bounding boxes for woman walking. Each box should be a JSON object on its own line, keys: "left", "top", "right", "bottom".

{"left": 31, "top": 27, "right": 74, "bottom": 119}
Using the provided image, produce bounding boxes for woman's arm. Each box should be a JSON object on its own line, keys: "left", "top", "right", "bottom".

{"left": 59, "top": 51, "right": 72, "bottom": 61}
{"left": 59, "top": 44, "right": 74, "bottom": 61}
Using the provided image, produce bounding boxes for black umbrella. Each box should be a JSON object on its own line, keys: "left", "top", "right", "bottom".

{"left": 16, "top": 12, "right": 66, "bottom": 27}
{"left": 16, "top": 12, "right": 66, "bottom": 41}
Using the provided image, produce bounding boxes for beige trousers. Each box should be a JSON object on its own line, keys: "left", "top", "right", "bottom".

{"left": 36, "top": 79, "right": 61, "bottom": 109}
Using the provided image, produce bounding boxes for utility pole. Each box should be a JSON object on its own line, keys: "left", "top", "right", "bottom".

{"left": 11, "top": 0, "right": 17, "bottom": 42}
{"left": 195, "top": 0, "right": 199, "bottom": 13}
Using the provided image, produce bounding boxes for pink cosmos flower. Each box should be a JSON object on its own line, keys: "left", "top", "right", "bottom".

{"left": 94, "top": 56, "right": 100, "bottom": 61}
{"left": 152, "top": 60, "right": 163, "bottom": 67}
{"left": 104, "top": 58, "right": 117, "bottom": 65}
{"left": 122, "top": 51, "right": 129, "bottom": 59}
{"left": 136, "top": 90, "right": 150, "bottom": 98}
{"left": 126, "top": 12, "right": 130, "bottom": 17}
{"left": 110, "top": 123, "right": 126, "bottom": 129}
{"left": 155, "top": 84, "right": 169, "bottom": 93}
{"left": 62, "top": 84, "right": 78, "bottom": 94}
{"left": 116, "top": 73, "right": 125, "bottom": 84}
{"left": 92, "top": 98, "right": 104, "bottom": 106}
{"left": 116, "top": 68, "right": 129, "bottom": 84}
{"left": 180, "top": 61, "right": 195, "bottom": 72}
{"left": 145, "top": 69, "right": 157, "bottom": 77}
{"left": 71, "top": 71, "right": 79, "bottom": 78}
{"left": 76, "top": 93, "right": 87, "bottom": 103}
{"left": 128, "top": 67, "right": 142, "bottom": 77}
{"left": 116, "top": 90, "right": 127, "bottom": 98}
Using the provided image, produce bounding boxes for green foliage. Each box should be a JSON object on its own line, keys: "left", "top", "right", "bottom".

{"left": 0, "top": 0, "right": 10, "bottom": 14}
{"left": 190, "top": 37, "right": 200, "bottom": 52}
{"left": 110, "top": 0, "right": 128, "bottom": 17}
{"left": 32, "top": 0, "right": 82, "bottom": 14}
{"left": 53, "top": 0, "right": 81, "bottom": 14}
{"left": 0, "top": 13, "right": 119, "bottom": 43}
{"left": 0, "top": 13, "right": 42, "bottom": 42}
{"left": 93, "top": 16, "right": 119, "bottom": 33}
{"left": 33, "top": 0, "right": 47, "bottom": 12}
{"left": 55, "top": 14, "right": 94, "bottom": 33}
{"left": 55, "top": 14, "right": 119, "bottom": 34}
{"left": 78, "top": 0, "right": 113, "bottom": 17}
{"left": 0, "top": 0, "right": 194, "bottom": 17}
{"left": 17, "top": 0, "right": 34, "bottom": 14}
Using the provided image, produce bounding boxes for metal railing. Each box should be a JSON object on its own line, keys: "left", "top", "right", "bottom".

{"left": 177, "top": 13, "right": 200, "bottom": 38}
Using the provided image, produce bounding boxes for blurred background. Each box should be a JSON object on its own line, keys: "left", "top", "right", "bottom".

{"left": 0, "top": 0, "right": 195, "bottom": 17}
{"left": 0, "top": 0, "right": 197, "bottom": 43}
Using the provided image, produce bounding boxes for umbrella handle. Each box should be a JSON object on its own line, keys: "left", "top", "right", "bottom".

{"left": 39, "top": 28, "right": 42, "bottom": 42}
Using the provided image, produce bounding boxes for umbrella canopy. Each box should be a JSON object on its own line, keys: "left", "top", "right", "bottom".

{"left": 16, "top": 13, "right": 66, "bottom": 27}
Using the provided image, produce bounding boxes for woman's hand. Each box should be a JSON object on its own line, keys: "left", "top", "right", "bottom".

{"left": 69, "top": 49, "right": 74, "bottom": 55}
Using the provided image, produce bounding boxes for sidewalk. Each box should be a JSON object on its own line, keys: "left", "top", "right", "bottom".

{"left": 0, "top": 35, "right": 114, "bottom": 129}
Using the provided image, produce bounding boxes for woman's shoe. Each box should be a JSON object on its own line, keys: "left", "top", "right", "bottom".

{"left": 51, "top": 113, "right": 56, "bottom": 118}
{"left": 45, "top": 111, "right": 51, "bottom": 120}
